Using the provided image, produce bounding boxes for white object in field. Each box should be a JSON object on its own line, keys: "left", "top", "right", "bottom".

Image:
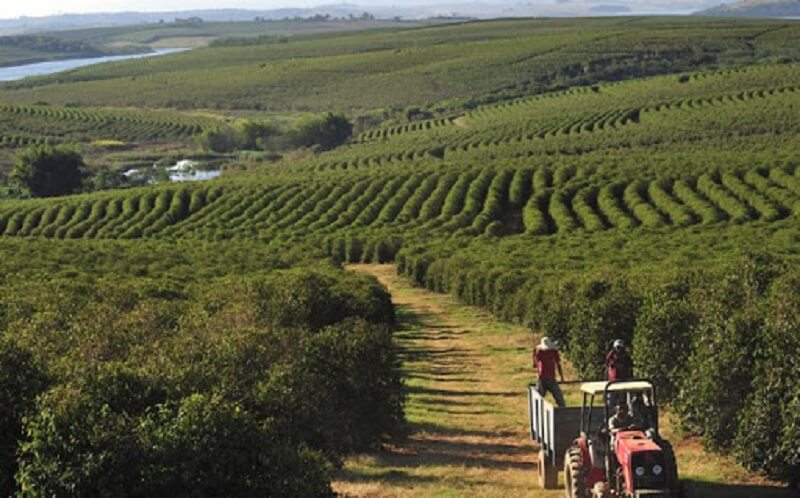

{"left": 167, "top": 160, "right": 198, "bottom": 172}
{"left": 580, "top": 380, "right": 654, "bottom": 395}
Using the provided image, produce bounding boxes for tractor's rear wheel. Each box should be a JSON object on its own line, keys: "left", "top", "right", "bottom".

{"left": 565, "top": 447, "right": 588, "bottom": 498}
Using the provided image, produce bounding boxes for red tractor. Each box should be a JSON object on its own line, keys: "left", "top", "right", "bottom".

{"left": 564, "top": 380, "right": 680, "bottom": 498}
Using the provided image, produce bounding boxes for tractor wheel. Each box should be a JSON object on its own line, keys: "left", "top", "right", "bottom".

{"left": 564, "top": 447, "right": 588, "bottom": 498}
{"left": 660, "top": 440, "right": 680, "bottom": 497}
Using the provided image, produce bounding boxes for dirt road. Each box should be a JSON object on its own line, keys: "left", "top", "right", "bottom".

{"left": 334, "top": 264, "right": 557, "bottom": 497}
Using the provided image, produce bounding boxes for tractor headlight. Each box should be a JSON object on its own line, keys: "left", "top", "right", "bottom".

{"left": 635, "top": 466, "right": 646, "bottom": 477}
{"left": 653, "top": 464, "right": 664, "bottom": 476}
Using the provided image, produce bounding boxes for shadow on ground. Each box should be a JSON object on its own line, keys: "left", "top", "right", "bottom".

{"left": 685, "top": 480, "right": 795, "bottom": 498}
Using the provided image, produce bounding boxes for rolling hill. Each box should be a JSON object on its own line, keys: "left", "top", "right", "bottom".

{"left": 0, "top": 17, "right": 798, "bottom": 496}
{"left": 695, "top": 0, "right": 800, "bottom": 17}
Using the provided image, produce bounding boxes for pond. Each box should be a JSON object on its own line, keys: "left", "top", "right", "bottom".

{"left": 124, "top": 160, "right": 222, "bottom": 184}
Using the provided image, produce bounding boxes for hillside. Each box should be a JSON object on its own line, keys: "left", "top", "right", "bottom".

{"left": 0, "top": 6, "right": 389, "bottom": 35}
{"left": 695, "top": 0, "right": 800, "bottom": 17}
{"left": 0, "top": 16, "right": 798, "bottom": 496}
{"left": 2, "top": 17, "right": 800, "bottom": 112}
{"left": 0, "top": 18, "right": 425, "bottom": 66}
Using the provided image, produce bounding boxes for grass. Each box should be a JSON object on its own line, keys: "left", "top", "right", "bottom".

{"left": 338, "top": 264, "right": 554, "bottom": 498}
{"left": 337, "top": 265, "right": 792, "bottom": 498}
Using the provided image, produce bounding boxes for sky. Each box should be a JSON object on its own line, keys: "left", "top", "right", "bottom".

{"left": 0, "top": 0, "right": 726, "bottom": 20}
{"left": 0, "top": 0, "right": 323, "bottom": 19}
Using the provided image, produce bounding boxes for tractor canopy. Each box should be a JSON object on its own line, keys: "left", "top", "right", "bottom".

{"left": 580, "top": 380, "right": 654, "bottom": 395}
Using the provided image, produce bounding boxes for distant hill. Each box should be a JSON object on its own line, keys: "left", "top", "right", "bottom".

{"left": 0, "top": 6, "right": 378, "bottom": 35}
{"left": 694, "top": 0, "right": 800, "bottom": 17}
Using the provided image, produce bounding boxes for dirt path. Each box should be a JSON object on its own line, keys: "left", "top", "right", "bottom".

{"left": 335, "top": 265, "right": 791, "bottom": 498}
{"left": 335, "top": 264, "right": 558, "bottom": 498}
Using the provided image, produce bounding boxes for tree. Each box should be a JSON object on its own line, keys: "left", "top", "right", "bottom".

{"left": 195, "top": 128, "right": 238, "bottom": 153}
{"left": 11, "top": 144, "right": 84, "bottom": 197}
{"left": 196, "top": 121, "right": 280, "bottom": 152}
{"left": 89, "top": 167, "right": 128, "bottom": 191}
{"left": 291, "top": 113, "right": 353, "bottom": 151}
{"left": 234, "top": 120, "right": 279, "bottom": 150}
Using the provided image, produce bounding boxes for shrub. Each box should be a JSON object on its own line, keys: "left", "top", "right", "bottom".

{"left": 139, "top": 394, "right": 332, "bottom": 497}
{"left": 673, "top": 255, "right": 783, "bottom": 451}
{"left": 733, "top": 272, "right": 800, "bottom": 485}
{"left": 196, "top": 128, "right": 239, "bottom": 153}
{"left": 291, "top": 113, "right": 353, "bottom": 151}
{"left": 16, "top": 366, "right": 162, "bottom": 496}
{"left": 258, "top": 319, "right": 403, "bottom": 456}
{"left": 632, "top": 282, "right": 696, "bottom": 401}
{"left": 0, "top": 339, "right": 48, "bottom": 497}
{"left": 247, "top": 269, "right": 394, "bottom": 330}
{"left": 567, "top": 278, "right": 639, "bottom": 379}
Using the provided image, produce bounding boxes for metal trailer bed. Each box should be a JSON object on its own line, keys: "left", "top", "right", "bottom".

{"left": 528, "top": 383, "right": 602, "bottom": 489}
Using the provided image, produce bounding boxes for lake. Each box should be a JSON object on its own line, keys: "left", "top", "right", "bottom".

{"left": 0, "top": 48, "right": 187, "bottom": 82}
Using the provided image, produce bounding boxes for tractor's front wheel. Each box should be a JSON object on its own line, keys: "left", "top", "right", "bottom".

{"left": 565, "top": 447, "right": 588, "bottom": 498}
{"left": 660, "top": 440, "right": 680, "bottom": 497}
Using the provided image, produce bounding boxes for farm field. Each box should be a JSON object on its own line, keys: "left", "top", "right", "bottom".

{"left": 0, "top": 16, "right": 798, "bottom": 496}
{"left": 0, "top": 19, "right": 424, "bottom": 66}
{"left": 2, "top": 17, "right": 800, "bottom": 111}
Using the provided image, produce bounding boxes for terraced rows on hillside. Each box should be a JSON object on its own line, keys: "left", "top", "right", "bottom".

{"left": 276, "top": 63, "right": 800, "bottom": 174}
{"left": 1, "top": 164, "right": 797, "bottom": 253}
{"left": 1, "top": 60, "right": 799, "bottom": 260}
{"left": 4, "top": 17, "right": 800, "bottom": 113}
{"left": 0, "top": 102, "right": 220, "bottom": 148}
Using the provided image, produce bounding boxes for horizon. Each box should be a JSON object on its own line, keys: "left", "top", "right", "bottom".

{"left": 0, "top": 0, "right": 732, "bottom": 22}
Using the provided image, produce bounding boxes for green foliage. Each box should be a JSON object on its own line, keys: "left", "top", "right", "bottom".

{"left": 196, "top": 128, "right": 239, "bottom": 153}
{"left": 291, "top": 113, "right": 353, "bottom": 150}
{"left": 5, "top": 18, "right": 799, "bottom": 112}
{"left": 0, "top": 102, "right": 214, "bottom": 154}
{"left": 11, "top": 143, "right": 84, "bottom": 197}
{"left": 139, "top": 394, "right": 332, "bottom": 497}
{"left": 0, "top": 239, "right": 401, "bottom": 494}
{"left": 260, "top": 319, "right": 403, "bottom": 457}
{"left": 88, "top": 168, "right": 128, "bottom": 191}
{"left": 671, "top": 256, "right": 782, "bottom": 452}
{"left": 733, "top": 273, "right": 800, "bottom": 485}
{"left": 566, "top": 279, "right": 640, "bottom": 379}
{"left": 197, "top": 120, "right": 281, "bottom": 153}
{"left": 0, "top": 339, "right": 48, "bottom": 497}
{"left": 632, "top": 283, "right": 696, "bottom": 401}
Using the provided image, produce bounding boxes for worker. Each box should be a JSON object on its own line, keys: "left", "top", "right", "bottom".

{"left": 533, "top": 336, "right": 566, "bottom": 407}
{"left": 608, "top": 403, "right": 635, "bottom": 432}
{"left": 605, "top": 339, "right": 634, "bottom": 381}
{"left": 630, "top": 394, "right": 652, "bottom": 430}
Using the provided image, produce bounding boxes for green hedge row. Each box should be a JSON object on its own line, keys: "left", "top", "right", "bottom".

{"left": 0, "top": 255, "right": 402, "bottom": 496}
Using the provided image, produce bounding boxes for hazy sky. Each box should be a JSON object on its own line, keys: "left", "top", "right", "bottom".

{"left": 0, "top": 0, "right": 722, "bottom": 20}
{"left": 0, "top": 0, "right": 331, "bottom": 19}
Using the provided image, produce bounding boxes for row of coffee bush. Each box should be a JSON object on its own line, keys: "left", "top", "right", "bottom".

{"left": 397, "top": 237, "right": 799, "bottom": 487}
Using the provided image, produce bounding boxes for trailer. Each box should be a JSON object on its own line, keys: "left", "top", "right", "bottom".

{"left": 528, "top": 383, "right": 600, "bottom": 489}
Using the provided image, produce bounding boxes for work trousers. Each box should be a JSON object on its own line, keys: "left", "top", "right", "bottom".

{"left": 537, "top": 378, "right": 566, "bottom": 407}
